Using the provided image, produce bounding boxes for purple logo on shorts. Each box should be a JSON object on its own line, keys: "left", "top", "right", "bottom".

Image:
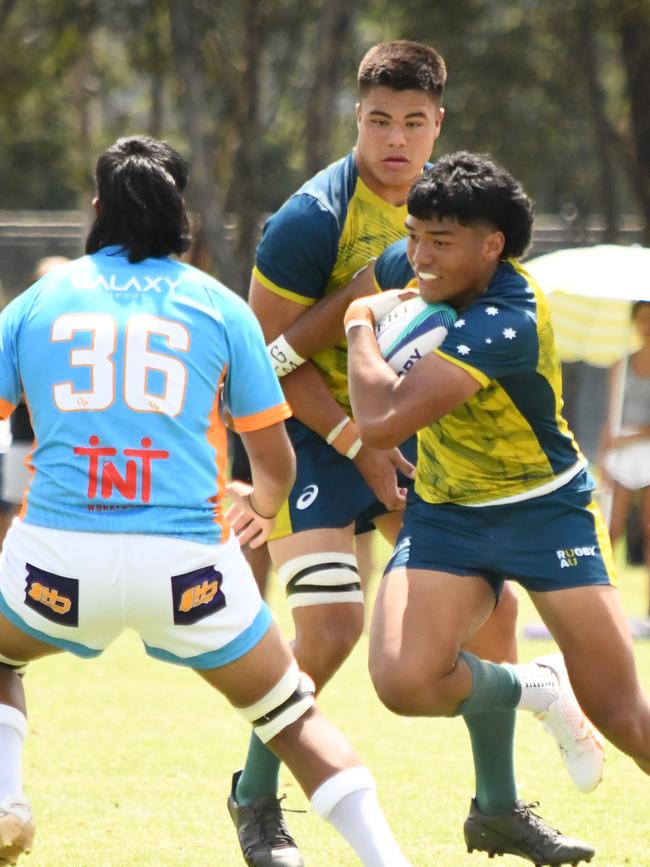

{"left": 24, "top": 563, "right": 79, "bottom": 627}
{"left": 171, "top": 566, "right": 226, "bottom": 625}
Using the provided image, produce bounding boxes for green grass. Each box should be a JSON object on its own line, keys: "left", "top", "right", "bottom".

{"left": 21, "top": 544, "right": 650, "bottom": 866}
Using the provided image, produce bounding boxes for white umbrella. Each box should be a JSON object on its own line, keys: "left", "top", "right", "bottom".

{"left": 525, "top": 244, "right": 650, "bottom": 366}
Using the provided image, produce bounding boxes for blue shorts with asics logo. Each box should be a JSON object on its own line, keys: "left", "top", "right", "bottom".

{"left": 385, "top": 469, "right": 617, "bottom": 597}
{"left": 271, "top": 419, "right": 416, "bottom": 540}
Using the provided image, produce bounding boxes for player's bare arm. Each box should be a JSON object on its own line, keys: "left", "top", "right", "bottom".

{"left": 282, "top": 264, "right": 377, "bottom": 359}
{"left": 227, "top": 422, "right": 296, "bottom": 549}
{"left": 249, "top": 274, "right": 352, "bottom": 436}
{"left": 250, "top": 275, "right": 414, "bottom": 510}
{"left": 347, "top": 321, "right": 481, "bottom": 449}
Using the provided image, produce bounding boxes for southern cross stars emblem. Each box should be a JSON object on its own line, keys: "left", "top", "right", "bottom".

{"left": 503, "top": 327, "right": 517, "bottom": 340}
{"left": 486, "top": 306, "right": 499, "bottom": 316}
{"left": 454, "top": 318, "right": 466, "bottom": 328}
{"left": 457, "top": 344, "right": 471, "bottom": 355}
{"left": 485, "top": 338, "right": 492, "bottom": 344}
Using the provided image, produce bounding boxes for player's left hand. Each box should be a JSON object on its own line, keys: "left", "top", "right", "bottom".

{"left": 225, "top": 480, "right": 276, "bottom": 548}
{"left": 344, "top": 288, "right": 419, "bottom": 332}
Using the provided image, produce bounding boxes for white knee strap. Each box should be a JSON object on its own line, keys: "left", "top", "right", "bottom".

{"left": 278, "top": 553, "right": 363, "bottom": 609}
{"left": 238, "top": 662, "right": 315, "bottom": 743}
{"left": 0, "top": 653, "right": 28, "bottom": 676}
{"left": 310, "top": 766, "right": 375, "bottom": 819}
{"left": 0, "top": 705, "right": 27, "bottom": 740}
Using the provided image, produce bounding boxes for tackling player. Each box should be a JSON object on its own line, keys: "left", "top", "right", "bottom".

{"left": 0, "top": 136, "right": 411, "bottom": 866}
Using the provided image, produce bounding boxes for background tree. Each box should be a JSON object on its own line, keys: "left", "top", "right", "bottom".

{"left": 1, "top": 0, "right": 648, "bottom": 294}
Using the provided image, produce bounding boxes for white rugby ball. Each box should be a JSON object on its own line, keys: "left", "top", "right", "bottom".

{"left": 375, "top": 296, "right": 458, "bottom": 375}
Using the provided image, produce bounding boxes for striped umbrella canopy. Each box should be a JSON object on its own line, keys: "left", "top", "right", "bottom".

{"left": 525, "top": 244, "right": 650, "bottom": 366}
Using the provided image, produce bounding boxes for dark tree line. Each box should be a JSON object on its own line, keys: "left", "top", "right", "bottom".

{"left": 1, "top": 0, "right": 648, "bottom": 292}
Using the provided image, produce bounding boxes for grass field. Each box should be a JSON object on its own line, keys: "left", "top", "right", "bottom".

{"left": 21, "top": 544, "right": 650, "bottom": 866}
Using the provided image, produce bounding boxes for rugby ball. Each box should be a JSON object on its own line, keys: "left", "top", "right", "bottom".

{"left": 375, "top": 296, "right": 457, "bottom": 375}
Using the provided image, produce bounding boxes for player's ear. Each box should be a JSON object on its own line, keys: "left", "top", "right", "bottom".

{"left": 92, "top": 196, "right": 100, "bottom": 215}
{"left": 355, "top": 102, "right": 362, "bottom": 126}
{"left": 483, "top": 230, "right": 505, "bottom": 262}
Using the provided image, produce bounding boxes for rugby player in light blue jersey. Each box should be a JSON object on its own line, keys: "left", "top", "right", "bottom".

{"left": 0, "top": 136, "right": 411, "bottom": 867}
{"left": 347, "top": 151, "right": 650, "bottom": 864}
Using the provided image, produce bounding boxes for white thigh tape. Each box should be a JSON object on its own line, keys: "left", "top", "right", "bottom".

{"left": 238, "top": 663, "right": 315, "bottom": 743}
{"left": 278, "top": 553, "right": 363, "bottom": 609}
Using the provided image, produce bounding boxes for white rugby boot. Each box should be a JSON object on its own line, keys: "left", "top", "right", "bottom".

{"left": 517, "top": 653, "right": 605, "bottom": 793}
{"left": 0, "top": 797, "right": 34, "bottom": 865}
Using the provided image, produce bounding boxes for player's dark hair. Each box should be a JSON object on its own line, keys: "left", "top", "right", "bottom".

{"left": 85, "top": 136, "right": 191, "bottom": 263}
{"left": 358, "top": 40, "right": 446, "bottom": 101}
{"left": 408, "top": 151, "right": 534, "bottom": 259}
{"left": 632, "top": 300, "right": 650, "bottom": 319}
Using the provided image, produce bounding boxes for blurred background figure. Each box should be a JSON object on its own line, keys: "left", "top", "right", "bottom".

{"left": 0, "top": 257, "right": 70, "bottom": 542}
{"left": 599, "top": 300, "right": 650, "bottom": 638}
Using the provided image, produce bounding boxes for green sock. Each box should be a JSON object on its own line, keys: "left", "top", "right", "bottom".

{"left": 454, "top": 651, "right": 520, "bottom": 816}
{"left": 454, "top": 651, "right": 521, "bottom": 717}
{"left": 235, "top": 732, "right": 281, "bottom": 805}
{"left": 463, "top": 709, "right": 518, "bottom": 815}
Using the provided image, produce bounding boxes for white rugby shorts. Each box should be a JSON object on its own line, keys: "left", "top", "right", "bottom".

{"left": 0, "top": 520, "right": 271, "bottom": 668}
{"left": 604, "top": 439, "right": 650, "bottom": 490}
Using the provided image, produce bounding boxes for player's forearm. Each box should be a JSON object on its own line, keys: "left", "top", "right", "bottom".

{"left": 240, "top": 424, "right": 296, "bottom": 517}
{"left": 281, "top": 361, "right": 350, "bottom": 439}
{"left": 285, "top": 265, "right": 377, "bottom": 359}
{"left": 347, "top": 326, "right": 402, "bottom": 449}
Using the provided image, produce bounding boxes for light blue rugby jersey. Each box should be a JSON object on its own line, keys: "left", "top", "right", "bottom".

{"left": 0, "top": 247, "right": 291, "bottom": 541}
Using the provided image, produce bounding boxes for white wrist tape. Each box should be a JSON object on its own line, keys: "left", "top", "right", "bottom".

{"left": 346, "top": 438, "right": 363, "bottom": 459}
{"left": 267, "top": 334, "right": 306, "bottom": 378}
{"left": 325, "top": 417, "right": 351, "bottom": 444}
{"left": 344, "top": 318, "right": 375, "bottom": 336}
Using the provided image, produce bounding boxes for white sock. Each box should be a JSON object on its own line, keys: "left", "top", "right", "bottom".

{"left": 0, "top": 705, "right": 26, "bottom": 801}
{"left": 311, "top": 767, "right": 410, "bottom": 867}
{"left": 513, "top": 662, "right": 560, "bottom": 713}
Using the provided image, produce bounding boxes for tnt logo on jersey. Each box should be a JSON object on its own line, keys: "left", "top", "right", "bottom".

{"left": 171, "top": 565, "right": 226, "bottom": 625}
{"left": 556, "top": 546, "right": 596, "bottom": 568}
{"left": 74, "top": 435, "right": 169, "bottom": 504}
{"left": 24, "top": 563, "right": 79, "bottom": 627}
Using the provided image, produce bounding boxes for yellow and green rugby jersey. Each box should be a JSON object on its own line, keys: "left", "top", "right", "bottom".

{"left": 253, "top": 151, "right": 409, "bottom": 413}
{"left": 414, "top": 261, "right": 587, "bottom": 506}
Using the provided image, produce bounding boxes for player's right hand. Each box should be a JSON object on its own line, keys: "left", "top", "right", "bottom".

{"left": 344, "top": 288, "right": 419, "bottom": 331}
{"left": 353, "top": 444, "right": 415, "bottom": 511}
{"left": 225, "top": 480, "right": 276, "bottom": 548}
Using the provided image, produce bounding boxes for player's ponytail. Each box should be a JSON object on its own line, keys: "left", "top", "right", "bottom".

{"left": 85, "top": 136, "right": 192, "bottom": 263}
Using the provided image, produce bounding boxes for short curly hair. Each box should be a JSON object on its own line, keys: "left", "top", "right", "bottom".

{"left": 407, "top": 151, "right": 534, "bottom": 259}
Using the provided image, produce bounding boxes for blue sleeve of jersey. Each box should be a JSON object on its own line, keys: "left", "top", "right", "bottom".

{"left": 0, "top": 293, "right": 29, "bottom": 413}
{"left": 374, "top": 238, "right": 413, "bottom": 290}
{"left": 223, "top": 297, "right": 288, "bottom": 426}
{"left": 255, "top": 194, "right": 339, "bottom": 302}
{"left": 439, "top": 298, "right": 538, "bottom": 381}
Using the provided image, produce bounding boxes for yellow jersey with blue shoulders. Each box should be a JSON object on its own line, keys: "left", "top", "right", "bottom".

{"left": 253, "top": 151, "right": 409, "bottom": 413}
{"left": 416, "top": 260, "right": 587, "bottom": 506}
